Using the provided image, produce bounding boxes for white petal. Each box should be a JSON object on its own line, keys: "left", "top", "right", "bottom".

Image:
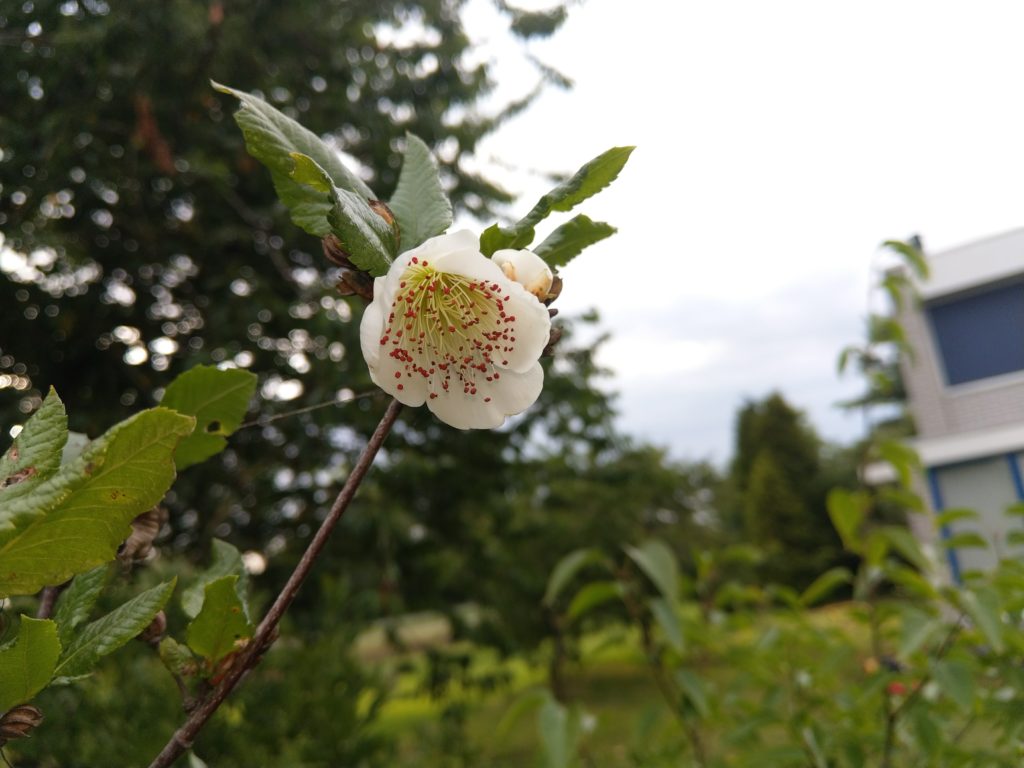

{"left": 414, "top": 229, "right": 479, "bottom": 262}
{"left": 426, "top": 362, "right": 544, "bottom": 430}
{"left": 494, "top": 282, "right": 551, "bottom": 373}
{"left": 359, "top": 296, "right": 385, "bottom": 369}
{"left": 373, "top": 346, "right": 430, "bottom": 406}
{"left": 431, "top": 247, "right": 507, "bottom": 284}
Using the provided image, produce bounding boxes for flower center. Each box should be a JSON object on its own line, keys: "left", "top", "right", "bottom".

{"left": 379, "top": 257, "right": 519, "bottom": 400}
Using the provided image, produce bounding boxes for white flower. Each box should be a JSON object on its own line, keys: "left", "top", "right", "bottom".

{"left": 359, "top": 230, "right": 552, "bottom": 429}
{"left": 492, "top": 248, "right": 553, "bottom": 300}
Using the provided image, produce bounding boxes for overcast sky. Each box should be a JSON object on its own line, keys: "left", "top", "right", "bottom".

{"left": 459, "top": 0, "right": 1024, "bottom": 462}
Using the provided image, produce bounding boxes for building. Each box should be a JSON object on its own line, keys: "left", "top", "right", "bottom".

{"left": 899, "top": 228, "right": 1024, "bottom": 580}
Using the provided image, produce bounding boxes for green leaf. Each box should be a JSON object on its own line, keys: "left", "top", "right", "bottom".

{"left": 543, "top": 548, "right": 605, "bottom": 606}
{"left": 648, "top": 596, "right": 684, "bottom": 654}
{"left": 942, "top": 532, "right": 989, "bottom": 550}
{"left": 532, "top": 215, "right": 616, "bottom": 269}
{"left": 186, "top": 575, "right": 254, "bottom": 663}
{"left": 875, "top": 526, "right": 931, "bottom": 572}
{"left": 0, "top": 387, "right": 66, "bottom": 495}
{"left": 935, "top": 508, "right": 979, "bottom": 527}
{"left": 566, "top": 580, "right": 624, "bottom": 622}
{"left": 160, "top": 365, "right": 257, "bottom": 471}
{"left": 53, "top": 564, "right": 113, "bottom": 648}
{"left": 827, "top": 489, "right": 868, "bottom": 554}
{"left": 0, "top": 617, "right": 61, "bottom": 713}
{"left": 54, "top": 579, "right": 175, "bottom": 680}
{"left": 898, "top": 606, "right": 941, "bottom": 659}
{"left": 495, "top": 688, "right": 549, "bottom": 742}
{"left": 388, "top": 133, "right": 453, "bottom": 253}
{"left": 159, "top": 636, "right": 198, "bottom": 679}
{"left": 537, "top": 695, "right": 580, "bottom": 768}
{"left": 182, "top": 539, "right": 248, "bottom": 619}
{"left": 479, "top": 146, "right": 634, "bottom": 255}
{"left": 799, "top": 567, "right": 853, "bottom": 607}
{"left": 674, "top": 669, "right": 709, "bottom": 718}
{"left": 212, "top": 82, "right": 374, "bottom": 237}
{"left": 0, "top": 408, "right": 194, "bottom": 598}
{"left": 289, "top": 152, "right": 396, "bottom": 276}
{"left": 931, "top": 658, "right": 975, "bottom": 711}
{"left": 876, "top": 440, "right": 919, "bottom": 488}
{"left": 0, "top": 390, "right": 71, "bottom": 541}
{"left": 624, "top": 539, "right": 679, "bottom": 603}
{"left": 883, "top": 239, "right": 929, "bottom": 280}
{"left": 959, "top": 587, "right": 1005, "bottom": 653}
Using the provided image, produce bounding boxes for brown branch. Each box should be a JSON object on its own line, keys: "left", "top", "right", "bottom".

{"left": 35, "top": 583, "right": 68, "bottom": 620}
{"left": 147, "top": 398, "right": 403, "bottom": 768}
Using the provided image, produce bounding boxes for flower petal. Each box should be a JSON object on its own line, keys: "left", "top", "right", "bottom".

{"left": 372, "top": 345, "right": 430, "bottom": 406}
{"left": 426, "top": 362, "right": 544, "bottom": 430}
{"left": 494, "top": 284, "right": 551, "bottom": 373}
{"left": 359, "top": 295, "right": 385, "bottom": 369}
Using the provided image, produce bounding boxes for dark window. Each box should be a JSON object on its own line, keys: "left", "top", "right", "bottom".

{"left": 928, "top": 281, "right": 1024, "bottom": 385}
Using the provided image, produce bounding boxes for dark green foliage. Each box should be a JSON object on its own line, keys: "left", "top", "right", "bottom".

{"left": 12, "top": 630, "right": 392, "bottom": 768}
{"left": 0, "top": 0, "right": 657, "bottom": 653}
{"left": 727, "top": 393, "right": 853, "bottom": 588}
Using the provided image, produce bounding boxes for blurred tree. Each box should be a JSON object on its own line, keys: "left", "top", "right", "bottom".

{"left": 0, "top": 0, "right": 707, "bottom": 655}
{"left": 0, "top": 0, "right": 571, "bottom": 549}
{"left": 727, "top": 392, "right": 850, "bottom": 587}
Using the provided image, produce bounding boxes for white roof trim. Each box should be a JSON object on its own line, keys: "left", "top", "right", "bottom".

{"left": 913, "top": 421, "right": 1024, "bottom": 467}
{"left": 917, "top": 227, "right": 1024, "bottom": 300}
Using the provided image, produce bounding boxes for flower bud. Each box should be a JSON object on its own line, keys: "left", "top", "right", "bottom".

{"left": 0, "top": 704, "right": 44, "bottom": 744}
{"left": 137, "top": 610, "right": 168, "bottom": 645}
{"left": 492, "top": 249, "right": 553, "bottom": 301}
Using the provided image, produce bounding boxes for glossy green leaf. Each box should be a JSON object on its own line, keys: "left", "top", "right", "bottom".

{"left": 186, "top": 575, "right": 255, "bottom": 663}
{"left": 0, "top": 408, "right": 194, "bottom": 598}
{"left": 289, "top": 152, "right": 396, "bottom": 276}
{"left": 543, "top": 548, "right": 605, "bottom": 606}
{"left": 624, "top": 539, "right": 679, "bottom": 603}
{"left": 53, "top": 564, "right": 113, "bottom": 648}
{"left": 532, "top": 215, "right": 616, "bottom": 269}
{"left": 213, "top": 82, "right": 374, "bottom": 236}
{"left": 388, "top": 133, "right": 453, "bottom": 253}
{"left": 931, "top": 658, "right": 975, "bottom": 711}
{"left": 567, "top": 580, "right": 624, "bottom": 622}
{"left": 54, "top": 579, "right": 175, "bottom": 680}
{"left": 480, "top": 146, "right": 634, "bottom": 255}
{"left": 0, "top": 617, "right": 61, "bottom": 713}
{"left": 161, "top": 365, "right": 257, "bottom": 471}
{"left": 799, "top": 567, "right": 853, "bottom": 607}
{"left": 182, "top": 539, "right": 248, "bottom": 619}
{"left": 648, "top": 596, "right": 684, "bottom": 654}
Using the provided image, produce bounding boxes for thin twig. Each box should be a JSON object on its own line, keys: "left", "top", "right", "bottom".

{"left": 235, "top": 390, "right": 378, "bottom": 431}
{"left": 146, "top": 398, "right": 403, "bottom": 768}
{"left": 36, "top": 583, "right": 68, "bottom": 620}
